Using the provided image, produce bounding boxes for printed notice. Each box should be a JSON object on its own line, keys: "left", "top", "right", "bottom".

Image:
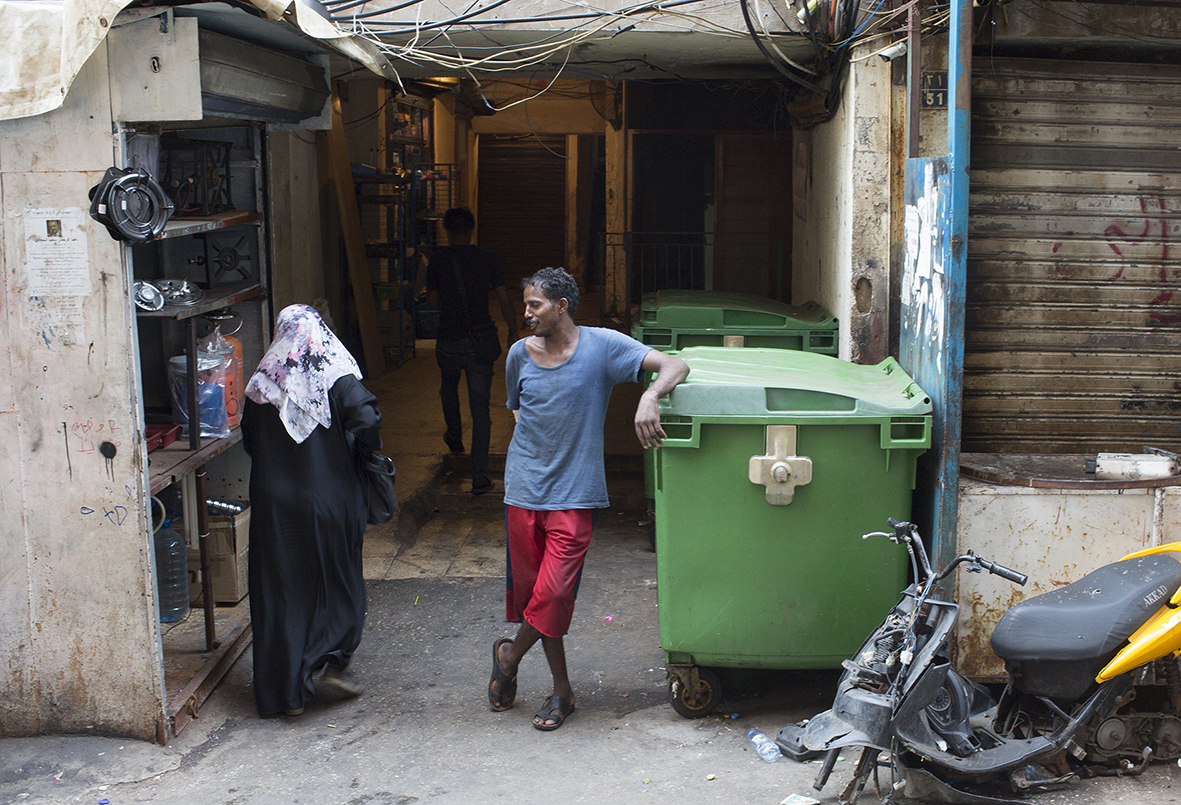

{"left": 24, "top": 207, "right": 91, "bottom": 296}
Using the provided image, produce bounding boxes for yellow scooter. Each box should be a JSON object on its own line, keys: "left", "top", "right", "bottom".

{"left": 777, "top": 519, "right": 1181, "bottom": 804}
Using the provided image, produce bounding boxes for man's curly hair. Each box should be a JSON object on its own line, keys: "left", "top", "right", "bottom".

{"left": 521, "top": 267, "right": 580, "bottom": 317}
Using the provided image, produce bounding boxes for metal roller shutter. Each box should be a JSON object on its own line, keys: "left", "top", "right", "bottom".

{"left": 966, "top": 57, "right": 1181, "bottom": 454}
{"left": 477, "top": 136, "right": 567, "bottom": 289}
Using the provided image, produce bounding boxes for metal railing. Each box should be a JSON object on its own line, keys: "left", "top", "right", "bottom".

{"left": 589, "top": 231, "right": 789, "bottom": 329}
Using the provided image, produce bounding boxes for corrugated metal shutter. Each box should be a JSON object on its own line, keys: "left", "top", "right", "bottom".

{"left": 477, "top": 136, "right": 566, "bottom": 288}
{"left": 966, "top": 57, "right": 1181, "bottom": 454}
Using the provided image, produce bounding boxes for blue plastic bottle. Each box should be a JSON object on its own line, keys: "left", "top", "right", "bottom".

{"left": 154, "top": 518, "right": 190, "bottom": 623}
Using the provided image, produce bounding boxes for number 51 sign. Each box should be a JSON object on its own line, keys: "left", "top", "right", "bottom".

{"left": 921, "top": 72, "right": 948, "bottom": 109}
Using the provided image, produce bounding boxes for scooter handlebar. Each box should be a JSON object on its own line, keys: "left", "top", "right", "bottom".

{"left": 982, "top": 560, "right": 1028, "bottom": 586}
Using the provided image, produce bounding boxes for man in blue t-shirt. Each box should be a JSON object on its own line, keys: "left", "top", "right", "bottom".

{"left": 487, "top": 267, "right": 688, "bottom": 731}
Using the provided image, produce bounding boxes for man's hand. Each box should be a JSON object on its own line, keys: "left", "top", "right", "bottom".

{"left": 635, "top": 391, "right": 667, "bottom": 449}
{"left": 634, "top": 350, "right": 689, "bottom": 449}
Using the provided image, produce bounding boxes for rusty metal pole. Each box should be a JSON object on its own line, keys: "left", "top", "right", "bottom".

{"left": 907, "top": 0, "right": 922, "bottom": 158}
{"left": 195, "top": 465, "right": 218, "bottom": 651}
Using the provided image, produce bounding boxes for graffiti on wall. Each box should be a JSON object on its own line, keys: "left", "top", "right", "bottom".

{"left": 1050, "top": 191, "right": 1179, "bottom": 325}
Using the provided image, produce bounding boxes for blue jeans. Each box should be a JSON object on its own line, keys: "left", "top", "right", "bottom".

{"left": 436, "top": 337, "right": 494, "bottom": 482}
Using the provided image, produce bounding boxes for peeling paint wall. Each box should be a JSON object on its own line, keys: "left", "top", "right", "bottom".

{"left": 0, "top": 47, "right": 163, "bottom": 740}
{"left": 793, "top": 51, "right": 895, "bottom": 363}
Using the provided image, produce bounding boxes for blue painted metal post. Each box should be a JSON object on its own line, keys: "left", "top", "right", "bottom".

{"left": 898, "top": 0, "right": 971, "bottom": 570}
{"left": 937, "top": 0, "right": 971, "bottom": 572}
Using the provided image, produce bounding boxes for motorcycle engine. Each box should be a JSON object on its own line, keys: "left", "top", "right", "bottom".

{"left": 1086, "top": 714, "right": 1181, "bottom": 763}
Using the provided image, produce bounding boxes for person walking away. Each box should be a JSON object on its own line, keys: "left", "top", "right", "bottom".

{"left": 242, "top": 304, "right": 382, "bottom": 717}
{"left": 426, "top": 207, "right": 518, "bottom": 495}
{"left": 487, "top": 267, "right": 689, "bottom": 730}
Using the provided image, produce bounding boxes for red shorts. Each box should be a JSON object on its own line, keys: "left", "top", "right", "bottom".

{"left": 505, "top": 506, "right": 595, "bottom": 638}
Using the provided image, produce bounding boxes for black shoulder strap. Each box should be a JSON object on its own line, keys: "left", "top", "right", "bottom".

{"left": 450, "top": 249, "right": 475, "bottom": 337}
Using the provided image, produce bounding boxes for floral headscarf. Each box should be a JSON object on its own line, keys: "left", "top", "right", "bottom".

{"left": 245, "top": 304, "right": 362, "bottom": 443}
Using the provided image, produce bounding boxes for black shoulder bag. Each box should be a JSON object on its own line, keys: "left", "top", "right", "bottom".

{"left": 451, "top": 251, "right": 502, "bottom": 364}
{"left": 358, "top": 450, "right": 397, "bottom": 525}
{"left": 347, "top": 430, "right": 397, "bottom": 525}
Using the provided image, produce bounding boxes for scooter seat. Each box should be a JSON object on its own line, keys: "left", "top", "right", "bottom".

{"left": 992, "top": 553, "right": 1181, "bottom": 664}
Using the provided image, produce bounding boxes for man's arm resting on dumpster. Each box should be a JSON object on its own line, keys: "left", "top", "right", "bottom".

{"left": 635, "top": 350, "right": 689, "bottom": 449}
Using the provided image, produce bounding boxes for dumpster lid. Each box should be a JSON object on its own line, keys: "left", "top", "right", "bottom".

{"left": 637, "top": 291, "right": 837, "bottom": 331}
{"left": 665, "top": 347, "right": 932, "bottom": 418}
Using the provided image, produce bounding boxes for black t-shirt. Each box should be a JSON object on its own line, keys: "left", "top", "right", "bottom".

{"left": 426, "top": 245, "right": 507, "bottom": 342}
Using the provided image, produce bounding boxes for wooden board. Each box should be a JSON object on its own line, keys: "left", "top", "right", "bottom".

{"left": 328, "top": 90, "right": 385, "bottom": 378}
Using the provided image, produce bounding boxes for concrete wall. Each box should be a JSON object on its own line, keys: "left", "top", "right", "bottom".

{"left": 793, "top": 51, "right": 901, "bottom": 365}
{"left": 0, "top": 29, "right": 332, "bottom": 743}
{"left": 792, "top": 86, "right": 854, "bottom": 359}
{"left": 848, "top": 57, "right": 893, "bottom": 365}
{"left": 0, "top": 47, "right": 164, "bottom": 741}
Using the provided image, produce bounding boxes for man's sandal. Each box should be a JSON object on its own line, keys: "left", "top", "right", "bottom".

{"left": 533, "top": 694, "right": 576, "bottom": 731}
{"left": 488, "top": 638, "right": 517, "bottom": 712}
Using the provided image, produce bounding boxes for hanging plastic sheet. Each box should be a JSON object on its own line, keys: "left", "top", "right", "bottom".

{"left": 0, "top": 0, "right": 394, "bottom": 122}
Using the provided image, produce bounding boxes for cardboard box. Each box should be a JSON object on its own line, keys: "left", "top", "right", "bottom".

{"left": 187, "top": 504, "right": 250, "bottom": 605}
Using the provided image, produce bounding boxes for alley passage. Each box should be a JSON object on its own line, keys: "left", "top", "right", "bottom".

{"left": 365, "top": 473, "right": 506, "bottom": 581}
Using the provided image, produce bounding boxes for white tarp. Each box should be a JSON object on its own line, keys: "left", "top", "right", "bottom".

{"left": 0, "top": 0, "right": 136, "bottom": 121}
{"left": 0, "top": 0, "right": 394, "bottom": 122}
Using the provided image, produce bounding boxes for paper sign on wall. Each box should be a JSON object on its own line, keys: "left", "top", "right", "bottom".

{"left": 24, "top": 207, "right": 91, "bottom": 296}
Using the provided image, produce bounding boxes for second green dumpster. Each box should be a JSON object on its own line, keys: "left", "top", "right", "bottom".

{"left": 632, "top": 290, "right": 839, "bottom": 353}
{"left": 654, "top": 347, "right": 932, "bottom": 717}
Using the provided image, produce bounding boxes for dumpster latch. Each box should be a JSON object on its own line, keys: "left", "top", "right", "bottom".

{"left": 749, "top": 425, "right": 812, "bottom": 505}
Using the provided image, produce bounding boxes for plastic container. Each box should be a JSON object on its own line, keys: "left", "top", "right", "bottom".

{"left": 153, "top": 512, "right": 190, "bottom": 624}
{"left": 145, "top": 423, "right": 180, "bottom": 452}
{"left": 656, "top": 348, "right": 931, "bottom": 714}
{"left": 748, "top": 729, "right": 782, "bottom": 762}
{"left": 167, "top": 353, "right": 230, "bottom": 439}
{"left": 202, "top": 327, "right": 243, "bottom": 429}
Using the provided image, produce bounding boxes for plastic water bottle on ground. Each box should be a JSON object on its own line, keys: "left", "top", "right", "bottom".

{"left": 748, "top": 729, "right": 782, "bottom": 762}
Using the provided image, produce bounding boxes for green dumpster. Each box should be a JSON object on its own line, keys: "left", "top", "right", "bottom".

{"left": 654, "top": 347, "right": 931, "bottom": 718}
{"left": 632, "top": 291, "right": 839, "bottom": 353}
{"left": 633, "top": 291, "right": 840, "bottom": 508}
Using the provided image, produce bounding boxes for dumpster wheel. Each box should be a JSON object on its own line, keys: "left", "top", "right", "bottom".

{"left": 668, "top": 665, "right": 721, "bottom": 718}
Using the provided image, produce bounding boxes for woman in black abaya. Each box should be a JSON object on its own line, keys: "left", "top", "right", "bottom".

{"left": 242, "top": 304, "right": 382, "bottom": 717}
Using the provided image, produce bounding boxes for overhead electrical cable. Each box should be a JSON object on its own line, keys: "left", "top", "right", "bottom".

{"left": 752, "top": 0, "right": 818, "bottom": 74}
{"left": 739, "top": 0, "right": 825, "bottom": 92}
{"left": 334, "top": 0, "right": 432, "bottom": 21}
{"left": 336, "top": 0, "right": 718, "bottom": 27}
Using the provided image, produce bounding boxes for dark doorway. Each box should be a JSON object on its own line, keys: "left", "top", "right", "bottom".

{"left": 476, "top": 136, "right": 567, "bottom": 289}
{"left": 631, "top": 133, "right": 714, "bottom": 294}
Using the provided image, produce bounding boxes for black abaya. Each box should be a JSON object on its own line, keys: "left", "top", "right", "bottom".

{"left": 242, "top": 374, "right": 382, "bottom": 716}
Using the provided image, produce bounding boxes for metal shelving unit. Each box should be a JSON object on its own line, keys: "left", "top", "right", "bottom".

{"left": 128, "top": 125, "right": 268, "bottom": 737}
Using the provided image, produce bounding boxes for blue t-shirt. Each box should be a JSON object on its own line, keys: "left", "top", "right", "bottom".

{"left": 504, "top": 327, "right": 652, "bottom": 511}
